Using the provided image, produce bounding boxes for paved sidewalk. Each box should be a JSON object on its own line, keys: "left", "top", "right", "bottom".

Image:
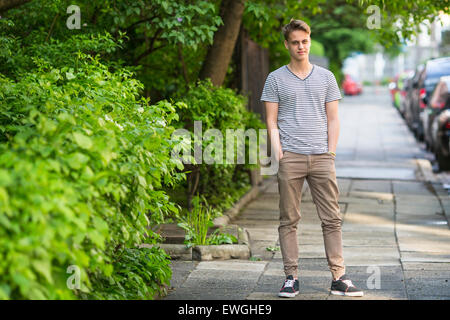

{"left": 165, "top": 176, "right": 450, "bottom": 300}
{"left": 165, "top": 86, "right": 450, "bottom": 300}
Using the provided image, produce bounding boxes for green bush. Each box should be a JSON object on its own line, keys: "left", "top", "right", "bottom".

{"left": 0, "top": 34, "right": 184, "bottom": 299}
{"left": 88, "top": 247, "right": 172, "bottom": 300}
{"left": 171, "top": 79, "right": 265, "bottom": 215}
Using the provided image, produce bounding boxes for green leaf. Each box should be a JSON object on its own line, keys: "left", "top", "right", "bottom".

{"left": 65, "top": 72, "right": 76, "bottom": 80}
{"left": 31, "top": 260, "right": 53, "bottom": 284}
{"left": 66, "top": 152, "right": 90, "bottom": 170}
{"left": 73, "top": 132, "right": 93, "bottom": 150}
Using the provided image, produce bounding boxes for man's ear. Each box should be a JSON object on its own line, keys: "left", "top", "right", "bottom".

{"left": 284, "top": 40, "right": 288, "bottom": 50}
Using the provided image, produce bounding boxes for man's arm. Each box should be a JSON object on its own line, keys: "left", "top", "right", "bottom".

{"left": 265, "top": 101, "right": 283, "bottom": 161}
{"left": 326, "top": 99, "right": 340, "bottom": 154}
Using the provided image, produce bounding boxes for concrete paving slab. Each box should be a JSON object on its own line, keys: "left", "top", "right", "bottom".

{"left": 232, "top": 219, "right": 280, "bottom": 227}
{"left": 339, "top": 196, "right": 393, "bottom": 206}
{"left": 396, "top": 214, "right": 448, "bottom": 225}
{"left": 165, "top": 287, "right": 249, "bottom": 300}
{"left": 405, "top": 279, "right": 450, "bottom": 296}
{"left": 348, "top": 191, "right": 394, "bottom": 202}
{"left": 168, "top": 261, "right": 198, "bottom": 289}
{"left": 181, "top": 277, "right": 259, "bottom": 290}
{"left": 396, "top": 224, "right": 450, "bottom": 237}
{"left": 393, "top": 181, "right": 434, "bottom": 195}
{"left": 235, "top": 209, "right": 279, "bottom": 220}
{"left": 402, "top": 262, "right": 450, "bottom": 271}
{"left": 404, "top": 270, "right": 450, "bottom": 280}
{"left": 345, "top": 203, "right": 394, "bottom": 215}
{"left": 195, "top": 260, "right": 267, "bottom": 272}
{"left": 299, "top": 237, "right": 325, "bottom": 245}
{"left": 254, "top": 282, "right": 329, "bottom": 295}
{"left": 246, "top": 229, "right": 279, "bottom": 242}
{"left": 342, "top": 223, "right": 395, "bottom": 233}
{"left": 401, "top": 251, "right": 450, "bottom": 263}
{"left": 341, "top": 231, "right": 396, "bottom": 239}
{"left": 344, "top": 258, "right": 401, "bottom": 266}
{"left": 397, "top": 238, "right": 450, "bottom": 253}
{"left": 396, "top": 205, "right": 443, "bottom": 215}
{"left": 337, "top": 178, "right": 352, "bottom": 196}
{"left": 246, "top": 292, "right": 329, "bottom": 300}
{"left": 343, "top": 239, "right": 397, "bottom": 246}
{"left": 327, "top": 290, "right": 407, "bottom": 300}
{"left": 408, "top": 295, "right": 450, "bottom": 300}
{"left": 343, "top": 246, "right": 400, "bottom": 259}
{"left": 336, "top": 167, "right": 416, "bottom": 180}
{"left": 344, "top": 212, "right": 395, "bottom": 225}
{"left": 350, "top": 180, "right": 392, "bottom": 194}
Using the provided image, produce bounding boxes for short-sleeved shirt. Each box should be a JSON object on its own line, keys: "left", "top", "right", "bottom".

{"left": 260, "top": 64, "right": 342, "bottom": 155}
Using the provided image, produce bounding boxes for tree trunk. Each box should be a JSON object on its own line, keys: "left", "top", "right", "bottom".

{"left": 199, "top": 0, "right": 246, "bottom": 87}
{"left": 0, "top": 0, "right": 31, "bottom": 11}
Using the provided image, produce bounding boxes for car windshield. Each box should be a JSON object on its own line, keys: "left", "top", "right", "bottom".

{"left": 425, "top": 60, "right": 450, "bottom": 93}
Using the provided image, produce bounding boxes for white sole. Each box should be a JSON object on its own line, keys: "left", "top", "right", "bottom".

{"left": 278, "top": 291, "right": 299, "bottom": 298}
{"left": 331, "top": 290, "right": 364, "bottom": 297}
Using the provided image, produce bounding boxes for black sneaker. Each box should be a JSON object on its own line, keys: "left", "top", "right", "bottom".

{"left": 278, "top": 275, "right": 299, "bottom": 298}
{"left": 330, "top": 274, "right": 364, "bottom": 297}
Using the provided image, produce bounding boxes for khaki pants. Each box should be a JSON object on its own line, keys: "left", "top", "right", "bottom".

{"left": 277, "top": 151, "right": 345, "bottom": 280}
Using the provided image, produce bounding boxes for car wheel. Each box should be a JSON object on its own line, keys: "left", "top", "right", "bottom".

{"left": 435, "top": 134, "right": 450, "bottom": 171}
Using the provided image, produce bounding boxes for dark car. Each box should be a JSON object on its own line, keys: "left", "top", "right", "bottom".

{"left": 429, "top": 76, "right": 450, "bottom": 171}
{"left": 400, "top": 75, "right": 414, "bottom": 119}
{"left": 422, "top": 76, "right": 450, "bottom": 151}
{"left": 410, "top": 57, "right": 450, "bottom": 141}
{"left": 404, "top": 64, "right": 424, "bottom": 133}
{"left": 397, "top": 71, "right": 415, "bottom": 117}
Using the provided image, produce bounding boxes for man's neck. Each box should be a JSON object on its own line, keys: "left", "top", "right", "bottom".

{"left": 288, "top": 59, "right": 312, "bottom": 74}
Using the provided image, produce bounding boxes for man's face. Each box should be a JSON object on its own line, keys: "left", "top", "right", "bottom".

{"left": 284, "top": 30, "right": 311, "bottom": 61}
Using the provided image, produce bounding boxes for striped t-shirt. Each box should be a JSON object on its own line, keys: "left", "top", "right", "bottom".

{"left": 260, "top": 64, "right": 342, "bottom": 155}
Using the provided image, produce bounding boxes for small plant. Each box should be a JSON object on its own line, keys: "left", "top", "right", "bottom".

{"left": 249, "top": 256, "right": 262, "bottom": 261}
{"left": 266, "top": 246, "right": 280, "bottom": 252}
{"left": 207, "top": 229, "right": 238, "bottom": 245}
{"left": 177, "top": 195, "right": 238, "bottom": 248}
{"left": 177, "top": 195, "right": 213, "bottom": 248}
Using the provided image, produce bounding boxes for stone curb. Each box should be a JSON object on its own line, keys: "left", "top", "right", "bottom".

{"left": 140, "top": 224, "right": 252, "bottom": 261}
{"left": 414, "top": 158, "right": 450, "bottom": 228}
{"left": 141, "top": 176, "right": 273, "bottom": 261}
{"left": 415, "top": 158, "right": 436, "bottom": 183}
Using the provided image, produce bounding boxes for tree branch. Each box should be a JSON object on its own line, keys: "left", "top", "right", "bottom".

{"left": 45, "top": 13, "right": 59, "bottom": 42}
{"left": 133, "top": 28, "right": 164, "bottom": 65}
{"left": 178, "top": 43, "right": 189, "bottom": 85}
{"left": 0, "top": 0, "right": 31, "bottom": 12}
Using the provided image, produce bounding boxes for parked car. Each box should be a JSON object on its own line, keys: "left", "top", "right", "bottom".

{"left": 399, "top": 74, "right": 415, "bottom": 119}
{"left": 429, "top": 76, "right": 450, "bottom": 171}
{"left": 410, "top": 57, "right": 450, "bottom": 141}
{"left": 422, "top": 76, "right": 450, "bottom": 152}
{"left": 394, "top": 70, "right": 414, "bottom": 115}
{"left": 342, "top": 74, "right": 363, "bottom": 95}
{"left": 404, "top": 64, "right": 424, "bottom": 132}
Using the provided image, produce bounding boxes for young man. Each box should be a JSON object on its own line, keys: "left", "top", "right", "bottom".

{"left": 260, "top": 19, "right": 363, "bottom": 298}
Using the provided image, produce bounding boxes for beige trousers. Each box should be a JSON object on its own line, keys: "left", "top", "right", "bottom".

{"left": 277, "top": 151, "right": 345, "bottom": 280}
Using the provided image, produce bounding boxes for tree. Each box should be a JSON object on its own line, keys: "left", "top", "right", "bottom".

{"left": 199, "top": 0, "right": 246, "bottom": 87}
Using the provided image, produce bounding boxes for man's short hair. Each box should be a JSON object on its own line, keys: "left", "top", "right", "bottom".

{"left": 282, "top": 19, "right": 311, "bottom": 40}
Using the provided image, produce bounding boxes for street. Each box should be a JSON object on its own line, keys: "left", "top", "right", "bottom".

{"left": 165, "top": 85, "right": 450, "bottom": 300}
